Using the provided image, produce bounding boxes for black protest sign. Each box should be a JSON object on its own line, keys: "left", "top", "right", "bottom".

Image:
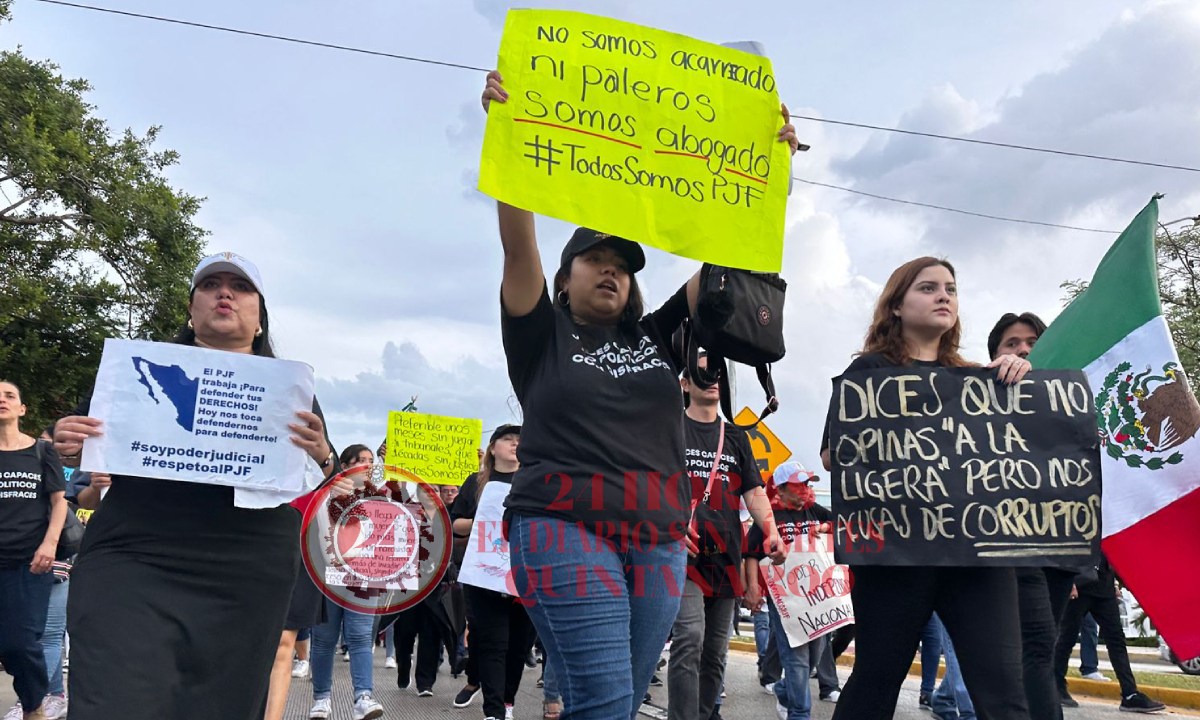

{"left": 828, "top": 367, "right": 1102, "bottom": 567}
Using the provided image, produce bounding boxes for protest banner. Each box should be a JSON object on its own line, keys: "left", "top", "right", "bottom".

{"left": 82, "top": 339, "right": 314, "bottom": 493}
{"left": 479, "top": 9, "right": 791, "bottom": 272}
{"left": 828, "top": 367, "right": 1102, "bottom": 566}
{"left": 761, "top": 534, "right": 854, "bottom": 646}
{"left": 385, "top": 411, "right": 483, "bottom": 486}
{"left": 458, "top": 481, "right": 512, "bottom": 594}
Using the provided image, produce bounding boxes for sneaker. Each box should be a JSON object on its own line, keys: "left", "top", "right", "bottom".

{"left": 505, "top": 704, "right": 514, "bottom": 719}
{"left": 39, "top": 697, "right": 67, "bottom": 720}
{"left": 1119, "top": 692, "right": 1166, "bottom": 713}
{"left": 525, "top": 650, "right": 538, "bottom": 668}
{"left": 720, "top": 689, "right": 727, "bottom": 699}
{"left": 4, "top": 704, "right": 23, "bottom": 720}
{"left": 453, "top": 684, "right": 480, "bottom": 708}
{"left": 353, "top": 692, "right": 383, "bottom": 720}
{"left": 919, "top": 692, "right": 933, "bottom": 711}
{"left": 292, "top": 659, "right": 310, "bottom": 678}
{"left": 650, "top": 674, "right": 664, "bottom": 687}
{"left": 384, "top": 656, "right": 397, "bottom": 669}
{"left": 775, "top": 700, "right": 788, "bottom": 720}
{"left": 762, "top": 682, "right": 776, "bottom": 695}
{"left": 416, "top": 688, "right": 433, "bottom": 698}
{"left": 1082, "top": 671, "right": 1109, "bottom": 681}
{"left": 821, "top": 690, "right": 841, "bottom": 703}
{"left": 342, "top": 650, "right": 351, "bottom": 662}
{"left": 1060, "top": 691, "right": 1079, "bottom": 708}
{"left": 309, "top": 698, "right": 331, "bottom": 720}
{"left": 536, "top": 675, "right": 544, "bottom": 688}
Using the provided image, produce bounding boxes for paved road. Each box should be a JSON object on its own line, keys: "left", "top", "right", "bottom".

{"left": 4, "top": 646, "right": 1193, "bottom": 718}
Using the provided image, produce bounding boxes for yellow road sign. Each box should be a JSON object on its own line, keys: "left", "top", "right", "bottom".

{"left": 733, "top": 406, "right": 792, "bottom": 479}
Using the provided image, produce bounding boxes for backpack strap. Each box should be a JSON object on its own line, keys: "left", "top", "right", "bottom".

{"left": 721, "top": 364, "right": 779, "bottom": 429}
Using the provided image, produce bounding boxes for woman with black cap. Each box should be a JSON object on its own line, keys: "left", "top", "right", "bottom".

{"left": 51, "top": 252, "right": 341, "bottom": 720}
{"left": 481, "top": 71, "right": 799, "bottom": 720}
{"left": 451, "top": 424, "right": 535, "bottom": 720}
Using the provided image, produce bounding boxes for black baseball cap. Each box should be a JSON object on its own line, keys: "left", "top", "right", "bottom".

{"left": 488, "top": 424, "right": 521, "bottom": 444}
{"left": 559, "top": 228, "right": 646, "bottom": 274}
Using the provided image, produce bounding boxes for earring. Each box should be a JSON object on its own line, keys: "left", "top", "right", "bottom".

{"left": 556, "top": 290, "right": 570, "bottom": 306}
{"left": 187, "top": 318, "right": 193, "bottom": 329}
{"left": 255, "top": 326, "right": 263, "bottom": 337}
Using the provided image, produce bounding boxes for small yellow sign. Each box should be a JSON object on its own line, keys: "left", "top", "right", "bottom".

{"left": 479, "top": 9, "right": 790, "bottom": 272}
{"left": 734, "top": 406, "right": 792, "bottom": 479}
{"left": 385, "top": 411, "right": 483, "bottom": 486}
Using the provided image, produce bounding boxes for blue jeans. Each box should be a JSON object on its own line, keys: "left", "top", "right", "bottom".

{"left": 383, "top": 623, "right": 395, "bottom": 659}
{"left": 931, "top": 618, "right": 976, "bottom": 720}
{"left": 510, "top": 515, "right": 686, "bottom": 720}
{"left": 311, "top": 600, "right": 375, "bottom": 699}
{"left": 1079, "top": 613, "right": 1100, "bottom": 675}
{"left": 0, "top": 566, "right": 53, "bottom": 709}
{"left": 920, "top": 615, "right": 944, "bottom": 695}
{"left": 42, "top": 579, "right": 69, "bottom": 695}
{"left": 543, "top": 647, "right": 562, "bottom": 703}
{"left": 767, "top": 600, "right": 811, "bottom": 720}
{"left": 754, "top": 608, "right": 781, "bottom": 685}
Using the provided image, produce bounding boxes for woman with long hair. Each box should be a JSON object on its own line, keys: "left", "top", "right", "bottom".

{"left": 819, "top": 257, "right": 1033, "bottom": 720}
{"left": 52, "top": 253, "right": 341, "bottom": 719}
{"left": 451, "top": 425, "right": 535, "bottom": 720}
{"left": 481, "top": 71, "right": 799, "bottom": 719}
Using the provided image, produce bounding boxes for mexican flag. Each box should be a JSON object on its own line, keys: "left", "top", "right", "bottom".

{"left": 1029, "top": 196, "right": 1200, "bottom": 661}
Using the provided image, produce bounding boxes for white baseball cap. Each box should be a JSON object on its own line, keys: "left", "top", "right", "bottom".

{"left": 773, "top": 461, "right": 818, "bottom": 486}
{"left": 191, "top": 251, "right": 265, "bottom": 297}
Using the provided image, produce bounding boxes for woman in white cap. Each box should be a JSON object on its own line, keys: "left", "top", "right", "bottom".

{"left": 51, "top": 252, "right": 342, "bottom": 720}
{"left": 481, "top": 72, "right": 800, "bottom": 720}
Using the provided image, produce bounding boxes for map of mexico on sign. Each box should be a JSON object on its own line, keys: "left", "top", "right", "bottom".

{"left": 478, "top": 9, "right": 791, "bottom": 272}
{"left": 734, "top": 405, "right": 791, "bottom": 477}
{"left": 83, "top": 339, "right": 315, "bottom": 494}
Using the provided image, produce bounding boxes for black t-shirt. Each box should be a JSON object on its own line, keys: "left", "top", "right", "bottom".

{"left": 451, "top": 470, "right": 515, "bottom": 523}
{"left": 820, "top": 353, "right": 943, "bottom": 453}
{"left": 745, "top": 503, "right": 833, "bottom": 561}
{"left": 0, "top": 441, "right": 66, "bottom": 568}
{"left": 685, "top": 416, "right": 760, "bottom": 598}
{"left": 502, "top": 283, "right": 689, "bottom": 545}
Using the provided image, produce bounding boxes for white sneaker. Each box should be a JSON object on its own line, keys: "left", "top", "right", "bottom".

{"left": 821, "top": 690, "right": 841, "bottom": 702}
{"left": 342, "top": 650, "right": 351, "bottom": 662}
{"left": 40, "top": 696, "right": 68, "bottom": 720}
{"left": 505, "top": 704, "right": 514, "bottom": 719}
{"left": 309, "top": 698, "right": 331, "bottom": 720}
{"left": 762, "top": 682, "right": 777, "bottom": 695}
{"left": 385, "top": 656, "right": 398, "bottom": 669}
{"left": 3, "top": 703, "right": 23, "bottom": 720}
{"left": 292, "top": 659, "right": 310, "bottom": 678}
{"left": 1082, "top": 671, "right": 1109, "bottom": 681}
{"left": 776, "top": 699, "right": 789, "bottom": 720}
{"left": 353, "top": 692, "right": 384, "bottom": 720}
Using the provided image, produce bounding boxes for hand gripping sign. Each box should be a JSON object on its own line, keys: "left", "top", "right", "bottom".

{"left": 301, "top": 464, "right": 451, "bottom": 614}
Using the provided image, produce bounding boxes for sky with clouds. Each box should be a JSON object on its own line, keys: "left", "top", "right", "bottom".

{"left": 7, "top": 0, "right": 1200, "bottom": 465}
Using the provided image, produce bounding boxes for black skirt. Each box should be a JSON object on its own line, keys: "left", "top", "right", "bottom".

{"left": 66, "top": 476, "right": 300, "bottom": 720}
{"left": 284, "top": 560, "right": 327, "bottom": 630}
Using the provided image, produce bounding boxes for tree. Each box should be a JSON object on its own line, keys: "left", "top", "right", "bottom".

{"left": 0, "top": 1, "right": 206, "bottom": 434}
{"left": 1061, "top": 220, "right": 1200, "bottom": 400}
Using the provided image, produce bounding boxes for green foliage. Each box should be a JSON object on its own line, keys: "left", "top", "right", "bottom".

{"left": 1062, "top": 224, "right": 1200, "bottom": 401}
{"left": 0, "top": 21, "right": 206, "bottom": 433}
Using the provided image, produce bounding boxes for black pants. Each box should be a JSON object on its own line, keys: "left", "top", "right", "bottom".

{"left": 0, "top": 566, "right": 53, "bottom": 710}
{"left": 832, "top": 566, "right": 1029, "bottom": 720}
{"left": 1054, "top": 591, "right": 1138, "bottom": 697}
{"left": 465, "top": 585, "right": 535, "bottom": 718}
{"left": 393, "top": 602, "right": 443, "bottom": 691}
{"left": 1017, "top": 568, "right": 1076, "bottom": 720}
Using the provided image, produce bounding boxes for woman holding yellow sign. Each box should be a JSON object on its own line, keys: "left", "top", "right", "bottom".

{"left": 482, "top": 71, "right": 798, "bottom": 720}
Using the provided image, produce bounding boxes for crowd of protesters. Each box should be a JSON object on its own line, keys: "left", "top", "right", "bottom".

{"left": 0, "top": 70, "right": 1179, "bottom": 720}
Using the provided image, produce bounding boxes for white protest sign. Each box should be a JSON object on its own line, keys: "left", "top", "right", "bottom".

{"left": 83, "top": 339, "right": 314, "bottom": 494}
{"left": 458, "top": 481, "right": 512, "bottom": 594}
{"left": 762, "top": 533, "right": 854, "bottom": 647}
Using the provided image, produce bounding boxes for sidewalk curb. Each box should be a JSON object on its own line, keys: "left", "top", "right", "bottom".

{"left": 727, "top": 639, "right": 1200, "bottom": 711}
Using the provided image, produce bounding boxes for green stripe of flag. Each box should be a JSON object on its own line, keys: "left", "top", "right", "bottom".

{"left": 1027, "top": 198, "right": 1162, "bottom": 370}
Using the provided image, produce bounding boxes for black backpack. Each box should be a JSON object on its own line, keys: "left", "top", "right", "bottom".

{"left": 680, "top": 263, "right": 787, "bottom": 428}
{"left": 34, "top": 440, "right": 85, "bottom": 560}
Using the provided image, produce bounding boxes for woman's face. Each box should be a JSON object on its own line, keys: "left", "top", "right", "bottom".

{"left": 189, "top": 272, "right": 261, "bottom": 350}
{"left": 778, "top": 481, "right": 813, "bottom": 508}
{"left": 563, "top": 245, "right": 631, "bottom": 323}
{"left": 0, "top": 383, "right": 25, "bottom": 423}
{"left": 491, "top": 433, "right": 520, "bottom": 465}
{"left": 351, "top": 449, "right": 374, "bottom": 468}
{"left": 894, "top": 264, "right": 958, "bottom": 336}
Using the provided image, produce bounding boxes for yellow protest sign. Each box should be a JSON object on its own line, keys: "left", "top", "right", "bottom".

{"left": 734, "top": 406, "right": 792, "bottom": 478}
{"left": 479, "top": 10, "right": 790, "bottom": 272}
{"left": 385, "top": 411, "right": 483, "bottom": 486}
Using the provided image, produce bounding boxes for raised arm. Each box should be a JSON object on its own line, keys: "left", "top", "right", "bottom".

{"left": 482, "top": 70, "right": 544, "bottom": 317}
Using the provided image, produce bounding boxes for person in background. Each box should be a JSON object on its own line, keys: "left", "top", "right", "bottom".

{"left": 0, "top": 381, "right": 67, "bottom": 720}
{"left": 1077, "top": 614, "right": 1104, "bottom": 681}
{"left": 929, "top": 615, "right": 975, "bottom": 720}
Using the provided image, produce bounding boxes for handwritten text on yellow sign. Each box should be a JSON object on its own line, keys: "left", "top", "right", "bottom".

{"left": 385, "top": 411, "right": 483, "bottom": 486}
{"left": 479, "top": 10, "right": 790, "bottom": 272}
